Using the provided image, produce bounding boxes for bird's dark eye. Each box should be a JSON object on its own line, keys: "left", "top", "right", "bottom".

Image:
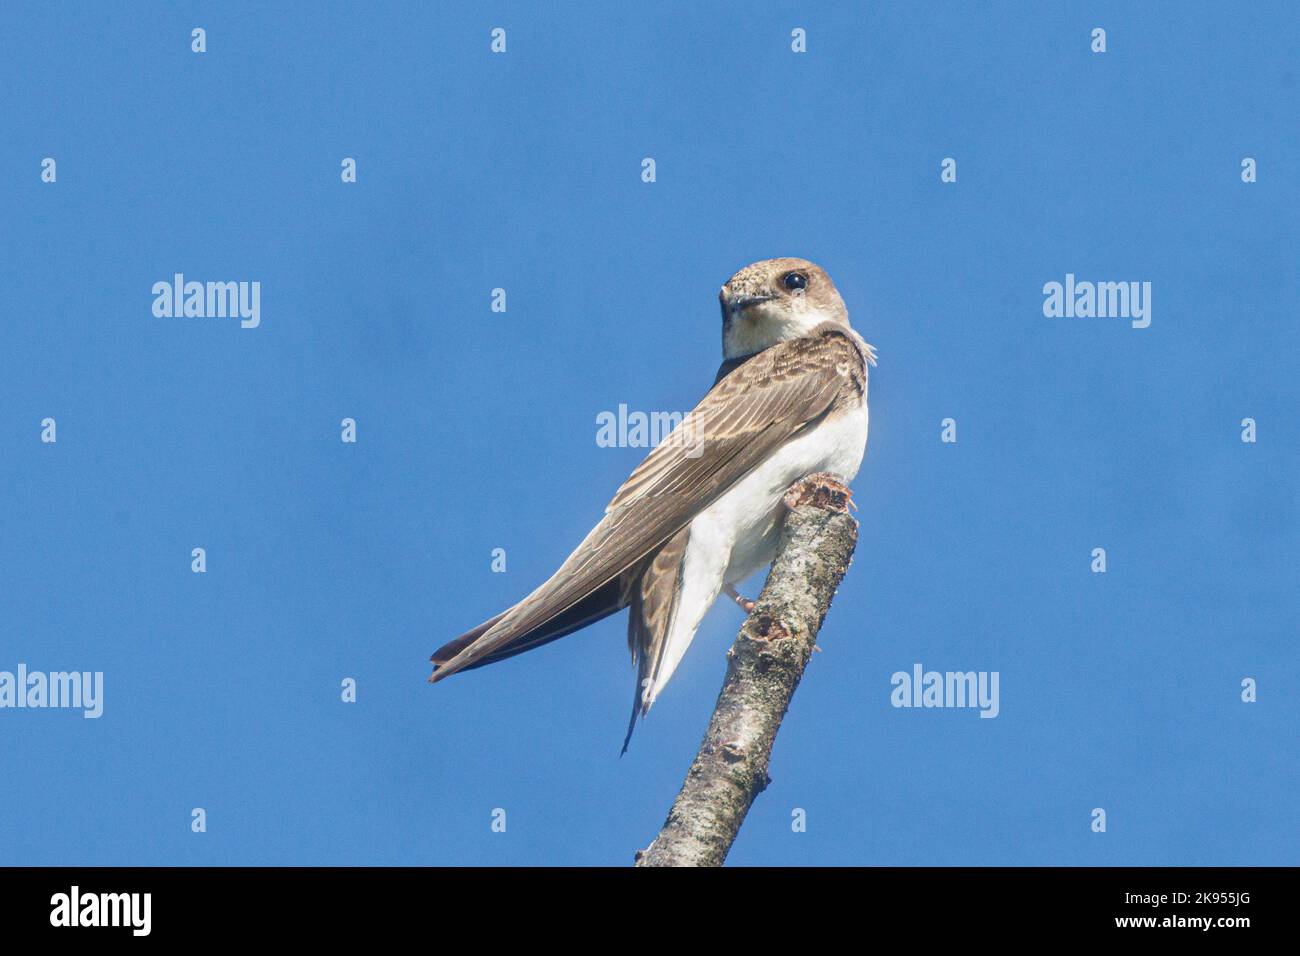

{"left": 783, "top": 272, "right": 808, "bottom": 291}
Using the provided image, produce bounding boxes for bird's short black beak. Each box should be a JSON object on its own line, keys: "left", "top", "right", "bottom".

{"left": 727, "top": 294, "right": 774, "bottom": 312}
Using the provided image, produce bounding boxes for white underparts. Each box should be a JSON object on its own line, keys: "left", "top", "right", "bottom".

{"left": 643, "top": 398, "right": 869, "bottom": 707}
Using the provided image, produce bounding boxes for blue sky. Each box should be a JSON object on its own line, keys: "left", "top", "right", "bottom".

{"left": 1, "top": 1, "right": 1296, "bottom": 866}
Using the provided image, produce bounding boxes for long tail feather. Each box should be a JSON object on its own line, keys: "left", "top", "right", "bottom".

{"left": 429, "top": 577, "right": 628, "bottom": 682}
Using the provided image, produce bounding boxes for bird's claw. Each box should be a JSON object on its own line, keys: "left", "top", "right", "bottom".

{"left": 724, "top": 584, "right": 756, "bottom": 615}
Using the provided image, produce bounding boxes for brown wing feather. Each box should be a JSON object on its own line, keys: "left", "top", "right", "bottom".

{"left": 621, "top": 526, "right": 690, "bottom": 753}
{"left": 429, "top": 327, "right": 865, "bottom": 683}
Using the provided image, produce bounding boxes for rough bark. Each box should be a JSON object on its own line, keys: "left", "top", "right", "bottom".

{"left": 634, "top": 473, "right": 859, "bottom": 867}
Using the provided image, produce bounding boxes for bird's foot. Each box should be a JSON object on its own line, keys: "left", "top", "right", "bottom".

{"left": 782, "top": 472, "right": 853, "bottom": 513}
{"left": 724, "top": 583, "right": 756, "bottom": 614}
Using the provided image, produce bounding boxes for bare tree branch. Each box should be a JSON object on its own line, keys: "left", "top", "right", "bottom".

{"left": 634, "top": 473, "right": 860, "bottom": 867}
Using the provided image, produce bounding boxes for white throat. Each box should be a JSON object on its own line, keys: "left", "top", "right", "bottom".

{"left": 723, "top": 306, "right": 842, "bottom": 360}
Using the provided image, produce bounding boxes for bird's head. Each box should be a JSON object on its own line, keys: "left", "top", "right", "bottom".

{"left": 719, "top": 257, "right": 850, "bottom": 359}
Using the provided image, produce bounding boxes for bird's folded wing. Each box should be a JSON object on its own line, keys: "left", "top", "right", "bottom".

{"left": 429, "top": 328, "right": 864, "bottom": 681}
{"left": 622, "top": 525, "right": 691, "bottom": 752}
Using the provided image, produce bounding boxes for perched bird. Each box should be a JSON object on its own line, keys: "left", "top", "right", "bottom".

{"left": 430, "top": 258, "right": 876, "bottom": 751}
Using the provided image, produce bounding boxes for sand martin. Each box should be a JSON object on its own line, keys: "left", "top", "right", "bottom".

{"left": 430, "top": 258, "right": 876, "bottom": 751}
